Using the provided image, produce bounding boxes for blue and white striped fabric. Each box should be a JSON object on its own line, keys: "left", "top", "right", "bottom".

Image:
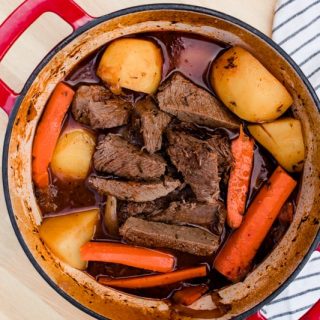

{"left": 261, "top": 251, "right": 320, "bottom": 319}
{"left": 272, "top": 0, "right": 320, "bottom": 96}
{"left": 262, "top": 1, "right": 320, "bottom": 319}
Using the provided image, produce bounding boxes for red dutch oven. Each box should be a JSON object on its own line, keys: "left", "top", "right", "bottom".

{"left": 1, "top": 1, "right": 319, "bottom": 319}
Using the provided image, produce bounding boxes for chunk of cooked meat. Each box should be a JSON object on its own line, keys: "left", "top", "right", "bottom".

{"left": 135, "top": 97, "right": 171, "bottom": 153}
{"left": 121, "top": 111, "right": 144, "bottom": 147}
{"left": 167, "top": 130, "right": 220, "bottom": 203}
{"left": 207, "top": 134, "right": 232, "bottom": 184}
{"left": 169, "top": 122, "right": 232, "bottom": 183}
{"left": 120, "top": 217, "right": 220, "bottom": 256}
{"left": 117, "top": 186, "right": 196, "bottom": 224}
{"left": 117, "top": 199, "right": 166, "bottom": 224}
{"left": 88, "top": 176, "right": 181, "bottom": 202}
{"left": 93, "top": 134, "right": 166, "bottom": 180}
{"left": 149, "top": 201, "right": 226, "bottom": 231}
{"left": 72, "top": 85, "right": 131, "bottom": 129}
{"left": 157, "top": 73, "right": 239, "bottom": 129}
{"left": 212, "top": 204, "right": 227, "bottom": 236}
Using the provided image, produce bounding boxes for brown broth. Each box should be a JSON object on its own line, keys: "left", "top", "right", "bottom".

{"left": 35, "top": 32, "right": 295, "bottom": 300}
{"left": 146, "top": 32, "right": 228, "bottom": 90}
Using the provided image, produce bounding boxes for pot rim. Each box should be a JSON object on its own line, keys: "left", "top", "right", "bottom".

{"left": 2, "top": 4, "right": 320, "bottom": 320}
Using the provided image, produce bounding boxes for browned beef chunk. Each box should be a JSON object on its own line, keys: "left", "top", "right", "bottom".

{"left": 167, "top": 130, "right": 220, "bottom": 203}
{"left": 157, "top": 73, "right": 239, "bottom": 129}
{"left": 149, "top": 201, "right": 226, "bottom": 232}
{"left": 117, "top": 186, "right": 195, "bottom": 224}
{"left": 207, "top": 134, "right": 233, "bottom": 185}
{"left": 169, "top": 121, "right": 233, "bottom": 184}
{"left": 120, "top": 217, "right": 219, "bottom": 256}
{"left": 118, "top": 199, "right": 166, "bottom": 219}
{"left": 93, "top": 134, "right": 166, "bottom": 180}
{"left": 211, "top": 204, "right": 227, "bottom": 236}
{"left": 207, "top": 135, "right": 232, "bottom": 169}
{"left": 117, "top": 199, "right": 165, "bottom": 225}
{"left": 72, "top": 85, "right": 131, "bottom": 129}
{"left": 88, "top": 176, "right": 181, "bottom": 202}
{"left": 135, "top": 97, "right": 171, "bottom": 153}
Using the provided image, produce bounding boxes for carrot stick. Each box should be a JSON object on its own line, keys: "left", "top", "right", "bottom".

{"left": 214, "top": 166, "right": 297, "bottom": 282}
{"left": 98, "top": 265, "right": 207, "bottom": 289}
{"left": 32, "top": 82, "right": 74, "bottom": 188}
{"left": 173, "top": 285, "right": 209, "bottom": 306}
{"left": 81, "top": 242, "right": 176, "bottom": 273}
{"left": 227, "top": 125, "right": 254, "bottom": 228}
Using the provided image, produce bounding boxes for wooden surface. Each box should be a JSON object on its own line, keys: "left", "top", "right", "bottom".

{"left": 0, "top": 1, "right": 276, "bottom": 319}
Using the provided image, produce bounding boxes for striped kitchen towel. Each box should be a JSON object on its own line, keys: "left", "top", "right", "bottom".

{"left": 261, "top": 251, "right": 320, "bottom": 319}
{"left": 261, "top": 1, "right": 320, "bottom": 319}
{"left": 272, "top": 0, "right": 320, "bottom": 96}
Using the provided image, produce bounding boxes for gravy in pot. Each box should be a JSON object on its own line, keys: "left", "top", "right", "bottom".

{"left": 34, "top": 32, "right": 300, "bottom": 302}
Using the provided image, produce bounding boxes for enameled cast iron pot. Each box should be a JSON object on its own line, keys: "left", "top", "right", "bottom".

{"left": 1, "top": 1, "right": 320, "bottom": 319}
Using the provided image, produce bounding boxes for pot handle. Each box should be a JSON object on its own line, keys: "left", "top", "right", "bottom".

{"left": 0, "top": 0, "right": 93, "bottom": 115}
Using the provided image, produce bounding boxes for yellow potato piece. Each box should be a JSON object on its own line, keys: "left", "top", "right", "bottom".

{"left": 39, "top": 209, "right": 99, "bottom": 270}
{"left": 51, "top": 129, "right": 96, "bottom": 180}
{"left": 248, "top": 118, "right": 305, "bottom": 172}
{"left": 211, "top": 46, "right": 293, "bottom": 122}
{"left": 97, "top": 38, "right": 163, "bottom": 94}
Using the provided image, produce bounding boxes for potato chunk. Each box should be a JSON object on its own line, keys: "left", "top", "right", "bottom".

{"left": 211, "top": 47, "right": 293, "bottom": 122}
{"left": 97, "top": 38, "right": 163, "bottom": 94}
{"left": 248, "top": 118, "right": 305, "bottom": 172}
{"left": 39, "top": 209, "right": 99, "bottom": 270}
{"left": 51, "top": 129, "right": 96, "bottom": 180}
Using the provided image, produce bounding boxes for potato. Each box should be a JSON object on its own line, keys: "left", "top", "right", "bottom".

{"left": 51, "top": 129, "right": 96, "bottom": 180}
{"left": 248, "top": 118, "right": 305, "bottom": 172}
{"left": 97, "top": 38, "right": 163, "bottom": 94}
{"left": 39, "top": 209, "right": 99, "bottom": 270}
{"left": 211, "top": 46, "right": 293, "bottom": 122}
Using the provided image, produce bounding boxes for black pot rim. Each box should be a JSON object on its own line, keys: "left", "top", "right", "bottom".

{"left": 2, "top": 4, "right": 320, "bottom": 320}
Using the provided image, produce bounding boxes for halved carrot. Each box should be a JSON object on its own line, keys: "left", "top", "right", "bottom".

{"left": 81, "top": 242, "right": 176, "bottom": 273}
{"left": 172, "top": 285, "right": 209, "bottom": 306}
{"left": 32, "top": 82, "right": 74, "bottom": 189}
{"left": 98, "top": 265, "right": 207, "bottom": 289}
{"left": 214, "top": 166, "right": 297, "bottom": 282}
{"left": 227, "top": 125, "right": 254, "bottom": 229}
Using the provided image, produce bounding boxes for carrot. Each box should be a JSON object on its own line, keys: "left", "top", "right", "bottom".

{"left": 227, "top": 125, "right": 254, "bottom": 228}
{"left": 278, "top": 202, "right": 294, "bottom": 224}
{"left": 214, "top": 166, "right": 297, "bottom": 282}
{"left": 98, "top": 265, "right": 207, "bottom": 289}
{"left": 80, "top": 242, "right": 176, "bottom": 273}
{"left": 172, "top": 285, "right": 209, "bottom": 306}
{"left": 32, "top": 82, "right": 74, "bottom": 188}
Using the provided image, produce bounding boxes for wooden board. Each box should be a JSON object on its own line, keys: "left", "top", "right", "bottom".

{"left": 0, "top": 1, "right": 276, "bottom": 319}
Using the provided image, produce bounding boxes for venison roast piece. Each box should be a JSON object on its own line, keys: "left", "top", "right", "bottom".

{"left": 93, "top": 134, "right": 166, "bottom": 180}
{"left": 157, "top": 73, "right": 239, "bottom": 129}
{"left": 72, "top": 85, "right": 131, "bottom": 129}
{"left": 120, "top": 217, "right": 220, "bottom": 256}
{"left": 88, "top": 176, "right": 181, "bottom": 202}
{"left": 135, "top": 97, "right": 171, "bottom": 153}
{"left": 149, "top": 201, "right": 226, "bottom": 232}
{"left": 167, "top": 130, "right": 220, "bottom": 203}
